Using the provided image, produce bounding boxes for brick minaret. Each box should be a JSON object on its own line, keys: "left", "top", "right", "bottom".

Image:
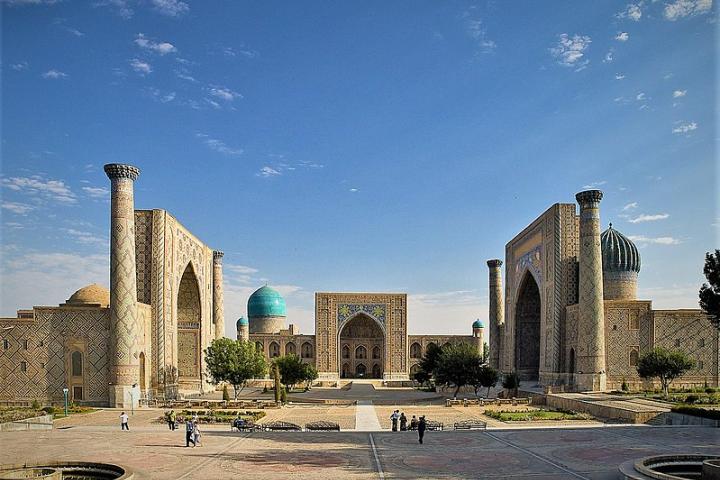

{"left": 212, "top": 250, "right": 225, "bottom": 340}
{"left": 487, "top": 259, "right": 504, "bottom": 371}
{"left": 575, "top": 190, "right": 607, "bottom": 392}
{"left": 104, "top": 163, "right": 141, "bottom": 408}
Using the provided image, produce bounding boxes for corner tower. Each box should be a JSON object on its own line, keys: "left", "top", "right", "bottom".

{"left": 212, "top": 250, "right": 225, "bottom": 339}
{"left": 104, "top": 163, "right": 141, "bottom": 408}
{"left": 486, "top": 259, "right": 504, "bottom": 370}
{"left": 575, "top": 190, "right": 607, "bottom": 392}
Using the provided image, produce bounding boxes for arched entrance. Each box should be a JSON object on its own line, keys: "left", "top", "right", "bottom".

{"left": 177, "top": 263, "right": 201, "bottom": 387}
{"left": 339, "top": 313, "right": 384, "bottom": 378}
{"left": 514, "top": 272, "right": 540, "bottom": 381}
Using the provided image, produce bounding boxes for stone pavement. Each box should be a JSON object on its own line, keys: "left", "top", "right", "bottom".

{"left": 1, "top": 424, "right": 718, "bottom": 479}
{"left": 355, "top": 401, "right": 382, "bottom": 431}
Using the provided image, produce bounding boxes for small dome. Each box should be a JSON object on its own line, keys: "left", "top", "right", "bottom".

{"left": 236, "top": 316, "right": 248, "bottom": 327}
{"left": 601, "top": 224, "right": 641, "bottom": 273}
{"left": 65, "top": 284, "right": 110, "bottom": 307}
{"left": 247, "top": 285, "right": 286, "bottom": 318}
{"left": 473, "top": 319, "right": 484, "bottom": 329}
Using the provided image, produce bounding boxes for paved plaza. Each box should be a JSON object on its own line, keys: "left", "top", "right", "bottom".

{"left": 1, "top": 407, "right": 718, "bottom": 479}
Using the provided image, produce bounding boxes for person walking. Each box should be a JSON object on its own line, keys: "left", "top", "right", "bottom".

{"left": 185, "top": 419, "right": 196, "bottom": 447}
{"left": 410, "top": 415, "right": 418, "bottom": 431}
{"left": 120, "top": 411, "right": 129, "bottom": 431}
{"left": 418, "top": 416, "right": 426, "bottom": 444}
{"left": 390, "top": 410, "right": 399, "bottom": 432}
{"left": 193, "top": 422, "right": 202, "bottom": 447}
{"left": 399, "top": 412, "right": 407, "bottom": 431}
{"left": 169, "top": 410, "right": 176, "bottom": 431}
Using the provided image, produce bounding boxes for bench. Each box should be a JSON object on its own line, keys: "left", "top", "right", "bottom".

{"left": 261, "top": 421, "right": 302, "bottom": 432}
{"left": 426, "top": 421, "right": 444, "bottom": 431}
{"left": 453, "top": 420, "right": 487, "bottom": 430}
{"left": 231, "top": 420, "right": 258, "bottom": 432}
{"left": 305, "top": 421, "right": 340, "bottom": 431}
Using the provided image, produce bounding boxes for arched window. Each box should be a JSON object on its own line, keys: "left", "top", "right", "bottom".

{"left": 410, "top": 342, "right": 422, "bottom": 359}
{"left": 285, "top": 342, "right": 296, "bottom": 356}
{"left": 355, "top": 345, "right": 367, "bottom": 359}
{"left": 71, "top": 351, "right": 83, "bottom": 377}
{"left": 255, "top": 341, "right": 264, "bottom": 353}
{"left": 301, "top": 342, "right": 314, "bottom": 359}
{"left": 269, "top": 342, "right": 280, "bottom": 358}
{"left": 342, "top": 344, "right": 350, "bottom": 359}
{"left": 629, "top": 347, "right": 639, "bottom": 367}
{"left": 372, "top": 364, "right": 381, "bottom": 378}
{"left": 372, "top": 346, "right": 381, "bottom": 359}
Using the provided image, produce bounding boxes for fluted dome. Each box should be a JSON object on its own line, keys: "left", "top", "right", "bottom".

{"left": 601, "top": 224, "right": 640, "bottom": 273}
{"left": 236, "top": 316, "right": 248, "bottom": 327}
{"left": 473, "top": 319, "right": 484, "bottom": 329}
{"left": 247, "top": 286, "right": 286, "bottom": 318}
{"left": 65, "top": 284, "right": 110, "bottom": 307}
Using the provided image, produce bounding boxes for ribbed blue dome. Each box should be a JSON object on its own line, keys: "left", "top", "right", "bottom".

{"left": 473, "top": 319, "right": 484, "bottom": 328}
{"left": 601, "top": 224, "right": 641, "bottom": 273}
{"left": 236, "top": 316, "right": 248, "bottom": 327}
{"left": 247, "top": 286, "right": 286, "bottom": 318}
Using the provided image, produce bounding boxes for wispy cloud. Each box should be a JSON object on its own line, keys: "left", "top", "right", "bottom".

{"left": 582, "top": 180, "right": 607, "bottom": 189}
{"left": 462, "top": 7, "right": 496, "bottom": 55}
{"left": 636, "top": 92, "right": 646, "bottom": 101}
{"left": 628, "top": 213, "right": 670, "bottom": 223}
{"left": 82, "top": 186, "right": 109, "bottom": 198}
{"left": 94, "top": 0, "right": 134, "bottom": 19}
{"left": 664, "top": 0, "right": 713, "bottom": 20}
{"left": 208, "top": 86, "right": 242, "bottom": 101}
{"left": 11, "top": 61, "right": 29, "bottom": 71}
{"left": 42, "top": 69, "right": 68, "bottom": 79}
{"left": 615, "top": 32, "right": 630, "bottom": 42}
{"left": 672, "top": 121, "right": 698, "bottom": 134}
{"left": 627, "top": 235, "right": 681, "bottom": 245}
{"left": 130, "top": 58, "right": 152, "bottom": 75}
{"left": 1, "top": 175, "right": 76, "bottom": 204}
{"left": 672, "top": 89, "right": 687, "bottom": 98}
{"left": 349, "top": 188, "right": 359, "bottom": 193}
{"left": 1, "top": 201, "right": 34, "bottom": 215}
{"left": 622, "top": 202, "right": 638, "bottom": 211}
{"left": 195, "top": 133, "right": 244, "bottom": 156}
{"left": 62, "top": 228, "right": 108, "bottom": 247}
{"left": 603, "top": 49, "right": 614, "bottom": 63}
{"left": 615, "top": 73, "right": 626, "bottom": 80}
{"left": 550, "top": 33, "right": 591, "bottom": 70}
{"left": 150, "top": 0, "right": 188, "bottom": 16}
{"left": 223, "top": 46, "right": 259, "bottom": 59}
{"left": 134, "top": 33, "right": 177, "bottom": 55}
{"left": 616, "top": 3, "right": 643, "bottom": 21}
{"left": 257, "top": 166, "right": 281, "bottom": 177}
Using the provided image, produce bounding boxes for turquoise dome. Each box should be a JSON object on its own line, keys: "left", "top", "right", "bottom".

{"left": 236, "top": 316, "right": 248, "bottom": 327}
{"left": 247, "top": 286, "right": 287, "bottom": 318}
{"left": 473, "top": 319, "right": 484, "bottom": 329}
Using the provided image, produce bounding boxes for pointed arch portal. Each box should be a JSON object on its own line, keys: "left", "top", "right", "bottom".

{"left": 339, "top": 313, "right": 384, "bottom": 378}
{"left": 514, "top": 271, "right": 541, "bottom": 381}
{"left": 177, "top": 263, "right": 201, "bottom": 381}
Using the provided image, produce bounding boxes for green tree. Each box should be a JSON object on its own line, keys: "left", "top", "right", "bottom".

{"left": 476, "top": 365, "right": 500, "bottom": 398}
{"left": 222, "top": 384, "right": 230, "bottom": 402}
{"left": 636, "top": 347, "right": 695, "bottom": 397}
{"left": 699, "top": 250, "right": 720, "bottom": 330}
{"left": 413, "top": 369, "right": 431, "bottom": 388}
{"left": 481, "top": 342, "right": 489, "bottom": 364}
{"left": 434, "top": 343, "right": 483, "bottom": 398}
{"left": 502, "top": 372, "right": 520, "bottom": 396}
{"left": 204, "top": 338, "right": 267, "bottom": 400}
{"left": 303, "top": 363, "right": 318, "bottom": 387}
{"left": 274, "top": 354, "right": 311, "bottom": 392}
{"left": 273, "top": 363, "right": 281, "bottom": 403}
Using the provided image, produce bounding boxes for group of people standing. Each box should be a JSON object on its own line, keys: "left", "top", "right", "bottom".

{"left": 164, "top": 409, "right": 202, "bottom": 447}
{"left": 389, "top": 410, "right": 427, "bottom": 444}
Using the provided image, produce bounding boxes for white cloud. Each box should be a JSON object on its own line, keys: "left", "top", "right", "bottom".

{"left": 672, "top": 121, "right": 698, "bottom": 134}
{"left": 130, "top": 58, "right": 152, "bottom": 74}
{"left": 175, "top": 70, "right": 197, "bottom": 82}
{"left": 622, "top": 202, "right": 638, "bottom": 211}
{"left": 11, "top": 61, "right": 29, "bottom": 71}
{"left": 42, "top": 69, "right": 68, "bottom": 79}
{"left": 1, "top": 201, "right": 34, "bottom": 215}
{"left": 615, "top": 32, "right": 630, "bottom": 42}
{"left": 226, "top": 264, "right": 259, "bottom": 275}
{"left": 208, "top": 86, "right": 242, "bottom": 101}
{"left": 195, "top": 133, "right": 244, "bottom": 156}
{"left": 82, "top": 186, "right": 109, "bottom": 198}
{"left": 150, "top": 0, "right": 188, "bottom": 16}
{"left": 617, "top": 3, "right": 643, "bottom": 21}
{"left": 636, "top": 92, "right": 646, "bottom": 101}
{"left": 628, "top": 213, "right": 670, "bottom": 223}
{"left": 582, "top": 180, "right": 607, "bottom": 189}
{"left": 349, "top": 188, "right": 359, "bottom": 193}
{"left": 464, "top": 15, "right": 496, "bottom": 54}
{"left": 1, "top": 175, "right": 76, "bottom": 203}
{"left": 615, "top": 73, "right": 626, "bottom": 80}
{"left": 627, "top": 235, "right": 681, "bottom": 245}
{"left": 550, "top": 34, "right": 591, "bottom": 70}
{"left": 664, "top": 0, "right": 713, "bottom": 20}
{"left": 673, "top": 89, "right": 687, "bottom": 98}
{"left": 94, "top": 0, "right": 133, "bottom": 19}
{"left": 134, "top": 33, "right": 177, "bottom": 55}
{"left": 62, "top": 228, "right": 108, "bottom": 247}
{"left": 258, "top": 166, "right": 281, "bottom": 177}
{"left": 604, "top": 50, "right": 614, "bottom": 63}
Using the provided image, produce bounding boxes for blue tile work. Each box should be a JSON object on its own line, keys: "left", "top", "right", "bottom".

{"left": 337, "top": 303, "right": 386, "bottom": 325}
{"left": 515, "top": 245, "right": 542, "bottom": 282}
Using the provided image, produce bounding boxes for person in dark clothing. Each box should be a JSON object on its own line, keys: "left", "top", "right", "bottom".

{"left": 185, "top": 419, "right": 196, "bottom": 447}
{"left": 409, "top": 415, "right": 418, "bottom": 431}
{"left": 417, "top": 416, "right": 426, "bottom": 444}
{"left": 399, "top": 412, "right": 407, "bottom": 431}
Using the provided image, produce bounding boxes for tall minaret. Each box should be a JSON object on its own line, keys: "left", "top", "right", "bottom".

{"left": 487, "top": 259, "right": 504, "bottom": 371}
{"left": 104, "top": 163, "right": 141, "bottom": 408}
{"left": 575, "top": 190, "right": 607, "bottom": 392}
{"left": 212, "top": 250, "right": 225, "bottom": 340}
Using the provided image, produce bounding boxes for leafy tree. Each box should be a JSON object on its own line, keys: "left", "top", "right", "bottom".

{"left": 502, "top": 372, "right": 520, "bottom": 391}
{"left": 274, "top": 354, "right": 317, "bottom": 391}
{"left": 419, "top": 343, "right": 443, "bottom": 376}
{"left": 481, "top": 342, "right": 489, "bottom": 364}
{"left": 273, "top": 363, "right": 281, "bottom": 403}
{"left": 434, "top": 343, "right": 483, "bottom": 398}
{"left": 476, "top": 365, "right": 500, "bottom": 398}
{"left": 204, "top": 338, "right": 267, "bottom": 400}
{"left": 222, "top": 385, "right": 230, "bottom": 402}
{"left": 413, "top": 369, "right": 431, "bottom": 388}
{"left": 699, "top": 250, "right": 720, "bottom": 330}
{"left": 636, "top": 347, "right": 695, "bottom": 397}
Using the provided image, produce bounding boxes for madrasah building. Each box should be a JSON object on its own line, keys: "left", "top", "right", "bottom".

{"left": 0, "top": 164, "right": 716, "bottom": 408}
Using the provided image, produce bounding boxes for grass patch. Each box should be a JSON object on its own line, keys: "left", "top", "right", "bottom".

{"left": 157, "top": 409, "right": 266, "bottom": 424}
{"left": 484, "top": 409, "right": 593, "bottom": 422}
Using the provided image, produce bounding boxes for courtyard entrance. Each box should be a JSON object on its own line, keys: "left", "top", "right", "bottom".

{"left": 514, "top": 272, "right": 540, "bottom": 381}
{"left": 177, "top": 262, "right": 201, "bottom": 391}
{"left": 339, "top": 313, "right": 384, "bottom": 379}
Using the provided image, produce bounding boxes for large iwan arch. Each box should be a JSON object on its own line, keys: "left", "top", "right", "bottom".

{"left": 514, "top": 271, "right": 541, "bottom": 381}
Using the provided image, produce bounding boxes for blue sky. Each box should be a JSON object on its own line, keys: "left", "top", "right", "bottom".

{"left": 1, "top": 0, "right": 716, "bottom": 336}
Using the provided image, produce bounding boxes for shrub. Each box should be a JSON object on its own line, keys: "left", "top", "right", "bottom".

{"left": 621, "top": 380, "right": 629, "bottom": 392}
{"left": 502, "top": 372, "right": 520, "bottom": 390}
{"left": 31, "top": 400, "right": 41, "bottom": 410}
{"left": 685, "top": 394, "right": 699, "bottom": 404}
{"left": 42, "top": 406, "right": 56, "bottom": 415}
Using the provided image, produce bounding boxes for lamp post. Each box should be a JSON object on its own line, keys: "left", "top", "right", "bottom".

{"left": 130, "top": 383, "right": 137, "bottom": 415}
{"left": 62, "top": 388, "right": 69, "bottom": 417}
